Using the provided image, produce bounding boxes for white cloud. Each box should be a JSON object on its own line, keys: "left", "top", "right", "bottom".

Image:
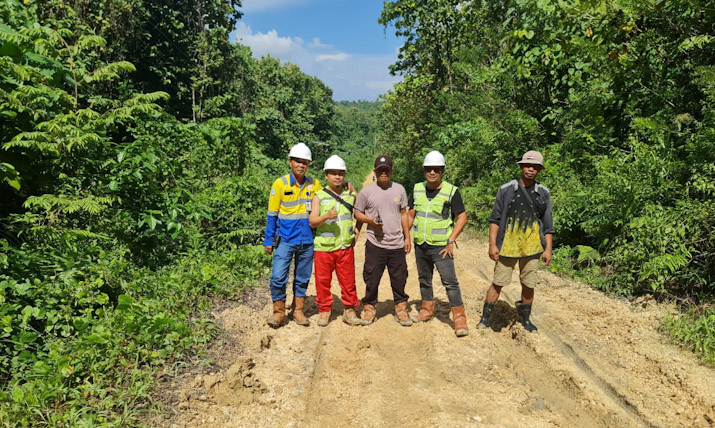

{"left": 315, "top": 53, "right": 349, "bottom": 62}
{"left": 309, "top": 37, "right": 331, "bottom": 49}
{"left": 232, "top": 22, "right": 303, "bottom": 58}
{"left": 230, "top": 23, "right": 401, "bottom": 101}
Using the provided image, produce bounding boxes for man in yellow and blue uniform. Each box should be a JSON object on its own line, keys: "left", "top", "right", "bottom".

{"left": 264, "top": 142, "right": 322, "bottom": 328}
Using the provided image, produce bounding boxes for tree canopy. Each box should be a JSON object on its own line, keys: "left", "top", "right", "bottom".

{"left": 378, "top": 0, "right": 714, "bottom": 299}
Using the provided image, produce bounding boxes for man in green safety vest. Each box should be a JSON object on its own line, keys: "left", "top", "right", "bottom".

{"left": 408, "top": 151, "right": 469, "bottom": 337}
{"left": 309, "top": 155, "right": 364, "bottom": 327}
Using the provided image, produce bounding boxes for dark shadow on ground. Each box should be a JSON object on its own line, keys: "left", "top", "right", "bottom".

{"left": 489, "top": 300, "right": 519, "bottom": 332}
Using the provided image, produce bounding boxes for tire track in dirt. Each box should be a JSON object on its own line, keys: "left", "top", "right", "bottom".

{"left": 491, "top": 283, "right": 655, "bottom": 427}
{"left": 454, "top": 255, "right": 637, "bottom": 428}
{"left": 457, "top": 244, "right": 714, "bottom": 428}
{"left": 152, "top": 175, "right": 715, "bottom": 428}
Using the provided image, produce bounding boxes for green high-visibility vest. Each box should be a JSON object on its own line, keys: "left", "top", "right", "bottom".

{"left": 314, "top": 189, "right": 355, "bottom": 252}
{"left": 412, "top": 181, "right": 456, "bottom": 246}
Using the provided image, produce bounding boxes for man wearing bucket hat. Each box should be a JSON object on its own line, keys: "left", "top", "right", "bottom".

{"left": 476, "top": 150, "right": 554, "bottom": 332}
{"left": 264, "top": 142, "right": 322, "bottom": 328}
{"left": 308, "top": 155, "right": 365, "bottom": 327}
{"left": 408, "top": 151, "right": 469, "bottom": 337}
{"left": 353, "top": 155, "right": 413, "bottom": 326}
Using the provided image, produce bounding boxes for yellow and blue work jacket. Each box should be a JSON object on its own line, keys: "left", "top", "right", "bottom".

{"left": 264, "top": 173, "right": 322, "bottom": 246}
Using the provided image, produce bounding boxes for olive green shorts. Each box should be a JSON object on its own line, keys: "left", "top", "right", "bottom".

{"left": 492, "top": 256, "right": 540, "bottom": 288}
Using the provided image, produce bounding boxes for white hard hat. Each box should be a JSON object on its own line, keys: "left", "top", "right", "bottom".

{"left": 423, "top": 150, "right": 446, "bottom": 167}
{"left": 289, "top": 142, "right": 312, "bottom": 161}
{"left": 323, "top": 155, "right": 347, "bottom": 171}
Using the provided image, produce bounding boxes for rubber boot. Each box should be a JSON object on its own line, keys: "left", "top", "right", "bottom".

{"left": 290, "top": 296, "right": 310, "bottom": 326}
{"left": 416, "top": 300, "right": 436, "bottom": 322}
{"left": 342, "top": 307, "right": 362, "bottom": 326}
{"left": 362, "top": 304, "right": 376, "bottom": 325}
{"left": 477, "top": 301, "right": 495, "bottom": 329}
{"left": 451, "top": 305, "right": 469, "bottom": 337}
{"left": 516, "top": 300, "right": 538, "bottom": 332}
{"left": 317, "top": 311, "right": 330, "bottom": 327}
{"left": 394, "top": 301, "right": 413, "bottom": 326}
{"left": 267, "top": 301, "right": 286, "bottom": 329}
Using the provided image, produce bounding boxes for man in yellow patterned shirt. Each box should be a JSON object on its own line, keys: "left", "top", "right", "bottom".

{"left": 476, "top": 150, "right": 554, "bottom": 332}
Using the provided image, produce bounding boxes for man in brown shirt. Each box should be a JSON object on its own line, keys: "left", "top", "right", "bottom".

{"left": 354, "top": 155, "right": 413, "bottom": 326}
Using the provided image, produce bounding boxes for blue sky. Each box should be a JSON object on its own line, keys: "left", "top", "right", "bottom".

{"left": 232, "top": 0, "right": 403, "bottom": 101}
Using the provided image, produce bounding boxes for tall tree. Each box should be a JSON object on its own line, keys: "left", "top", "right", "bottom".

{"left": 40, "top": 0, "right": 244, "bottom": 120}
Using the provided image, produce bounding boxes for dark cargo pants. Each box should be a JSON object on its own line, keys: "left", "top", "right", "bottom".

{"left": 362, "top": 240, "right": 409, "bottom": 306}
{"left": 414, "top": 242, "right": 463, "bottom": 307}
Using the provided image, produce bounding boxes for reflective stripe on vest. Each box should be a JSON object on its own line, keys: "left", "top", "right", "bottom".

{"left": 280, "top": 198, "right": 313, "bottom": 208}
{"left": 278, "top": 212, "right": 309, "bottom": 220}
{"left": 324, "top": 213, "right": 353, "bottom": 224}
{"left": 412, "top": 181, "right": 455, "bottom": 246}
{"left": 314, "top": 189, "right": 355, "bottom": 252}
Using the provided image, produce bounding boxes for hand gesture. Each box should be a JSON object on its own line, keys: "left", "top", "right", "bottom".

{"left": 325, "top": 208, "right": 338, "bottom": 220}
{"left": 439, "top": 242, "right": 454, "bottom": 259}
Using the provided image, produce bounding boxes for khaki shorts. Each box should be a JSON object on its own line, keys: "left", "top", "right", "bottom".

{"left": 492, "top": 256, "right": 540, "bottom": 288}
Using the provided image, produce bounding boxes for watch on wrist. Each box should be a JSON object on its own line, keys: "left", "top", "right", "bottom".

{"left": 446, "top": 239, "right": 455, "bottom": 245}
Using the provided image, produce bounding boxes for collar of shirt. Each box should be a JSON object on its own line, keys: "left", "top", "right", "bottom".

{"left": 289, "top": 172, "right": 308, "bottom": 188}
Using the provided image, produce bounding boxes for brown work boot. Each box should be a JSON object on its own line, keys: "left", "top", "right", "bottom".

{"left": 416, "top": 300, "right": 436, "bottom": 322}
{"left": 451, "top": 305, "right": 469, "bottom": 337}
{"left": 342, "top": 307, "right": 362, "bottom": 326}
{"left": 267, "top": 301, "right": 286, "bottom": 329}
{"left": 361, "top": 304, "right": 376, "bottom": 325}
{"left": 317, "top": 311, "right": 331, "bottom": 327}
{"left": 394, "top": 301, "right": 413, "bottom": 326}
{"left": 290, "top": 296, "right": 310, "bottom": 326}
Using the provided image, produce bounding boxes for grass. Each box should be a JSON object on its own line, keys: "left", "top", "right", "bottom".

{"left": 660, "top": 305, "right": 715, "bottom": 365}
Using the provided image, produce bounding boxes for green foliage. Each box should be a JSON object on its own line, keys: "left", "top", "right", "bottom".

{"left": 0, "top": 0, "right": 344, "bottom": 425}
{"left": 254, "top": 57, "right": 335, "bottom": 160}
{"left": 0, "top": 246, "right": 270, "bottom": 426}
{"left": 381, "top": 0, "right": 715, "bottom": 358}
{"left": 661, "top": 306, "right": 715, "bottom": 364}
{"left": 47, "top": 0, "right": 245, "bottom": 120}
{"left": 0, "top": 162, "right": 20, "bottom": 191}
{"left": 332, "top": 101, "right": 381, "bottom": 189}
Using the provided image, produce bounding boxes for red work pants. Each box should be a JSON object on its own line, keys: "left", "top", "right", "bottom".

{"left": 314, "top": 248, "right": 360, "bottom": 313}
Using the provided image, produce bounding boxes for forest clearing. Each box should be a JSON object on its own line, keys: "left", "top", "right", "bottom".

{"left": 2, "top": 1, "right": 713, "bottom": 426}
{"left": 150, "top": 233, "right": 715, "bottom": 428}
{"left": 148, "top": 175, "right": 715, "bottom": 428}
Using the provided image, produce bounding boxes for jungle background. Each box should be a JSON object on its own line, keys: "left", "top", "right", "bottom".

{"left": 0, "top": 0, "right": 712, "bottom": 425}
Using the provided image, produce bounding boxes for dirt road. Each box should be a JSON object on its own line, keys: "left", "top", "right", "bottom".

{"left": 152, "top": 180, "right": 715, "bottom": 428}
